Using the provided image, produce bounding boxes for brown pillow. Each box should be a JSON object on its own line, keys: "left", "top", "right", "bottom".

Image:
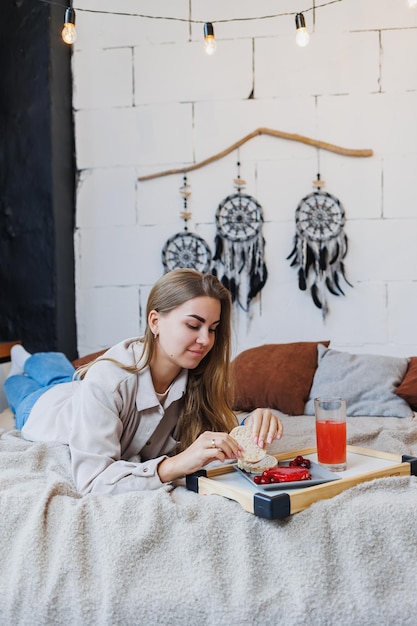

{"left": 395, "top": 357, "right": 417, "bottom": 409}
{"left": 72, "top": 349, "right": 107, "bottom": 369}
{"left": 231, "top": 341, "right": 330, "bottom": 416}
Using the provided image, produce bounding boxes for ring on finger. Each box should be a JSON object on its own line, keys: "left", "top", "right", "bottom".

{"left": 210, "top": 439, "right": 216, "bottom": 449}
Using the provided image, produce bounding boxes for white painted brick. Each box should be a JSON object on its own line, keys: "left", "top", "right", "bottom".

{"left": 134, "top": 104, "right": 194, "bottom": 165}
{"left": 134, "top": 39, "right": 253, "bottom": 105}
{"left": 382, "top": 29, "right": 417, "bottom": 92}
{"left": 72, "top": 48, "right": 133, "bottom": 109}
{"left": 193, "top": 222, "right": 217, "bottom": 254}
{"left": 259, "top": 159, "right": 314, "bottom": 221}
{"left": 193, "top": 98, "right": 317, "bottom": 164}
{"left": 262, "top": 220, "right": 297, "bottom": 283}
{"left": 73, "top": 0, "right": 189, "bottom": 50}
{"left": 76, "top": 225, "right": 162, "bottom": 288}
{"left": 316, "top": 152, "right": 382, "bottom": 220}
{"left": 316, "top": 0, "right": 417, "bottom": 32}
{"left": 137, "top": 173, "right": 184, "bottom": 226}
{"left": 232, "top": 278, "right": 387, "bottom": 354}
{"left": 76, "top": 286, "right": 141, "bottom": 349}
{"left": 76, "top": 168, "right": 137, "bottom": 228}
{"left": 255, "top": 31, "right": 380, "bottom": 98}
{"left": 388, "top": 282, "right": 417, "bottom": 347}
{"left": 316, "top": 92, "right": 417, "bottom": 157}
{"left": 190, "top": 0, "right": 306, "bottom": 40}
{"left": 384, "top": 154, "right": 417, "bottom": 218}
{"left": 75, "top": 104, "right": 194, "bottom": 169}
{"left": 75, "top": 108, "right": 138, "bottom": 169}
{"left": 347, "top": 219, "right": 417, "bottom": 282}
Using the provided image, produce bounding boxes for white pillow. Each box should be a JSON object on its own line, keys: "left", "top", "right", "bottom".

{"left": 304, "top": 345, "right": 412, "bottom": 418}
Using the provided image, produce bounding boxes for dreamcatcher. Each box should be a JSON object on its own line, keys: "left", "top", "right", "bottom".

{"left": 212, "top": 162, "right": 267, "bottom": 312}
{"left": 287, "top": 174, "right": 352, "bottom": 318}
{"left": 162, "top": 175, "right": 212, "bottom": 273}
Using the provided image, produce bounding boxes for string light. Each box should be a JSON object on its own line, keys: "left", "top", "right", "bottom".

{"left": 39, "top": 0, "right": 343, "bottom": 47}
{"left": 203, "top": 23, "right": 217, "bottom": 55}
{"left": 62, "top": 6, "right": 77, "bottom": 44}
{"left": 295, "top": 13, "right": 310, "bottom": 47}
{"left": 42, "top": 0, "right": 342, "bottom": 24}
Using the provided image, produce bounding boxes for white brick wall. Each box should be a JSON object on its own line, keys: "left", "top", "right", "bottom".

{"left": 72, "top": 0, "right": 417, "bottom": 358}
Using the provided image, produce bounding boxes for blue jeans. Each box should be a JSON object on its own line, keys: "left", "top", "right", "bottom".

{"left": 4, "top": 352, "right": 75, "bottom": 430}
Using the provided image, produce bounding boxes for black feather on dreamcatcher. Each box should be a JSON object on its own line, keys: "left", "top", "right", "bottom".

{"left": 287, "top": 174, "right": 352, "bottom": 319}
{"left": 162, "top": 176, "right": 212, "bottom": 273}
{"left": 212, "top": 162, "right": 267, "bottom": 312}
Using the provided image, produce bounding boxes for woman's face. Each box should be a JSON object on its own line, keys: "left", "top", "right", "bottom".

{"left": 149, "top": 296, "right": 221, "bottom": 370}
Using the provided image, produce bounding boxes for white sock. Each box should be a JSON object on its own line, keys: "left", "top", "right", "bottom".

{"left": 7, "top": 345, "right": 32, "bottom": 378}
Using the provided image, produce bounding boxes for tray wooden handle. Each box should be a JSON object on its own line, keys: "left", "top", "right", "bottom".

{"left": 288, "top": 461, "right": 412, "bottom": 514}
{"left": 197, "top": 476, "right": 256, "bottom": 515}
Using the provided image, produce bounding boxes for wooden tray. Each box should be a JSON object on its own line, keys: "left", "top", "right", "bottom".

{"left": 186, "top": 445, "right": 417, "bottom": 519}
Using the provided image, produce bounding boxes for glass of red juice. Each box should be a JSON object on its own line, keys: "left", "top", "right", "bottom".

{"left": 314, "top": 398, "right": 347, "bottom": 472}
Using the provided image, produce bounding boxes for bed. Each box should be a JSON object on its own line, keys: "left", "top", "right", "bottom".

{"left": 1, "top": 342, "right": 417, "bottom": 624}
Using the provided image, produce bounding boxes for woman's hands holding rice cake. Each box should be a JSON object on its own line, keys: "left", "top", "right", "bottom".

{"left": 230, "top": 424, "right": 280, "bottom": 473}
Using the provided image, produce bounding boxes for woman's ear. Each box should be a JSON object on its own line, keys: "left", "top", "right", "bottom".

{"left": 148, "top": 310, "right": 160, "bottom": 336}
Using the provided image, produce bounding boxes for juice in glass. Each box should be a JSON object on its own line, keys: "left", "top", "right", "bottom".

{"left": 314, "top": 398, "right": 347, "bottom": 472}
{"left": 316, "top": 420, "right": 346, "bottom": 468}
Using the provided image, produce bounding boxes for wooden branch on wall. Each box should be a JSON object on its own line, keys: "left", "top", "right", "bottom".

{"left": 138, "top": 127, "right": 373, "bottom": 182}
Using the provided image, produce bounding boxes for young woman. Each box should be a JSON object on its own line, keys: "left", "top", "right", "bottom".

{"left": 5, "top": 269, "right": 283, "bottom": 495}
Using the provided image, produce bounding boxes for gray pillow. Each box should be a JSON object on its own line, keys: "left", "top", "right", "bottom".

{"left": 304, "top": 345, "right": 412, "bottom": 418}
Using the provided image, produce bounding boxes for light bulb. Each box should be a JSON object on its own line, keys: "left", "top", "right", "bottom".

{"left": 295, "top": 13, "right": 310, "bottom": 47}
{"left": 62, "top": 23, "right": 77, "bottom": 44}
{"left": 62, "top": 7, "right": 77, "bottom": 45}
{"left": 408, "top": 0, "right": 417, "bottom": 7}
{"left": 204, "top": 22, "right": 217, "bottom": 55}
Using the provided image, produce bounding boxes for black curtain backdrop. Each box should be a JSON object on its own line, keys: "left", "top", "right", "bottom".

{"left": 0, "top": 0, "right": 77, "bottom": 359}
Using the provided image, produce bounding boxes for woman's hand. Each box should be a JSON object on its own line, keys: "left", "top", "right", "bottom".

{"left": 243, "top": 408, "right": 284, "bottom": 449}
{"left": 157, "top": 431, "right": 243, "bottom": 483}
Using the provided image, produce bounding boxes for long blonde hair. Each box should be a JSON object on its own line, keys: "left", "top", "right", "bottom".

{"left": 78, "top": 269, "right": 237, "bottom": 449}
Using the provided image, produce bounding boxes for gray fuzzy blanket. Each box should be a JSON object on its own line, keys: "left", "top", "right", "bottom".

{"left": 1, "top": 414, "right": 417, "bottom": 626}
